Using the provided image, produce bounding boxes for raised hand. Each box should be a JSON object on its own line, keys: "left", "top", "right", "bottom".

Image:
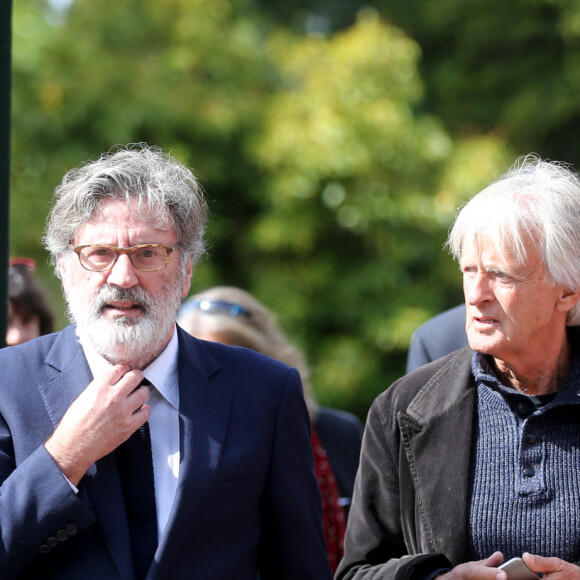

{"left": 44, "top": 365, "right": 151, "bottom": 486}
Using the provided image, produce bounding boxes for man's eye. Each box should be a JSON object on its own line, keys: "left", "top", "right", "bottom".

{"left": 136, "top": 247, "right": 158, "bottom": 259}
{"left": 490, "top": 269, "right": 508, "bottom": 279}
{"left": 88, "top": 247, "right": 115, "bottom": 258}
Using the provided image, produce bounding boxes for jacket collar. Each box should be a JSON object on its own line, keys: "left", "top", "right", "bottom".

{"left": 399, "top": 347, "right": 477, "bottom": 564}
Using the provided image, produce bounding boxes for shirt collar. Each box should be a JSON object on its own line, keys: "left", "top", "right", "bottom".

{"left": 471, "top": 349, "right": 580, "bottom": 406}
{"left": 143, "top": 328, "right": 179, "bottom": 409}
{"left": 79, "top": 325, "right": 180, "bottom": 410}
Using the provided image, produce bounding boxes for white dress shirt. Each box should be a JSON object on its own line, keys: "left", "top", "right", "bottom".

{"left": 80, "top": 326, "right": 181, "bottom": 540}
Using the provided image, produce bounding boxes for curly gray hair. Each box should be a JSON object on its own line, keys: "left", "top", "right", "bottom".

{"left": 44, "top": 143, "right": 208, "bottom": 277}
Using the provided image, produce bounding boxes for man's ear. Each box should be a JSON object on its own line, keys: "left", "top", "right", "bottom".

{"left": 181, "top": 258, "right": 193, "bottom": 298}
{"left": 59, "top": 255, "right": 70, "bottom": 296}
{"left": 557, "top": 287, "right": 580, "bottom": 313}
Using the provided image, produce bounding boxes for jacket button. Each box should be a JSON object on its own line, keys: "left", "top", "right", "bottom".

{"left": 39, "top": 544, "right": 51, "bottom": 554}
{"left": 47, "top": 536, "right": 58, "bottom": 548}
{"left": 56, "top": 529, "right": 69, "bottom": 542}
{"left": 65, "top": 523, "right": 78, "bottom": 536}
{"left": 523, "top": 467, "right": 535, "bottom": 477}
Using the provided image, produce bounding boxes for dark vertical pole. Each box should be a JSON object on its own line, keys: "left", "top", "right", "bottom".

{"left": 0, "top": 0, "right": 12, "bottom": 347}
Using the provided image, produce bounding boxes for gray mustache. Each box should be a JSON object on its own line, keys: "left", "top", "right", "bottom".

{"left": 95, "top": 286, "right": 150, "bottom": 313}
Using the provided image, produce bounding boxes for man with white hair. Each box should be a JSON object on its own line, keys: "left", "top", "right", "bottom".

{"left": 0, "top": 144, "right": 331, "bottom": 580}
{"left": 338, "top": 155, "right": 580, "bottom": 580}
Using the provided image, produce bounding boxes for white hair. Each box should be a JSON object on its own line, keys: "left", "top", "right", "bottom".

{"left": 447, "top": 154, "right": 580, "bottom": 325}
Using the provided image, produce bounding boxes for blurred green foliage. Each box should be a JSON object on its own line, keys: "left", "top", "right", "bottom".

{"left": 10, "top": 0, "right": 519, "bottom": 419}
{"left": 380, "top": 0, "right": 580, "bottom": 167}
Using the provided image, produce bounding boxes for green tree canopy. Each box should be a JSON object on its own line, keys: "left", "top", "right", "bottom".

{"left": 378, "top": 0, "right": 580, "bottom": 169}
{"left": 11, "top": 0, "right": 511, "bottom": 417}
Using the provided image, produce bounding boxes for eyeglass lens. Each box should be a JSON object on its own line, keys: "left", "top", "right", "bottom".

{"left": 78, "top": 245, "right": 171, "bottom": 272}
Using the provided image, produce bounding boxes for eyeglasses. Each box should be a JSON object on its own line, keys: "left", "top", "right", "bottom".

{"left": 72, "top": 244, "right": 179, "bottom": 272}
{"left": 183, "top": 299, "right": 251, "bottom": 318}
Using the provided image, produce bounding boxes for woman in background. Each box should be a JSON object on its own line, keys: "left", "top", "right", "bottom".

{"left": 6, "top": 258, "right": 55, "bottom": 346}
{"left": 178, "top": 286, "right": 364, "bottom": 573}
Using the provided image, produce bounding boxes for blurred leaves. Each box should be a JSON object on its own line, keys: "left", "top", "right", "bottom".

{"left": 10, "top": 0, "right": 512, "bottom": 418}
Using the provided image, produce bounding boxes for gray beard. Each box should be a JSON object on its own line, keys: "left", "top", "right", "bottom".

{"left": 66, "top": 282, "right": 183, "bottom": 367}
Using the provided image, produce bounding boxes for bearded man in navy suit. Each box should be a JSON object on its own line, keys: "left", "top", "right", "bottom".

{"left": 0, "top": 144, "right": 332, "bottom": 580}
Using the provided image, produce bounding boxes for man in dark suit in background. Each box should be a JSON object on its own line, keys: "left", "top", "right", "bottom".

{"left": 0, "top": 144, "right": 332, "bottom": 580}
{"left": 406, "top": 303, "right": 468, "bottom": 372}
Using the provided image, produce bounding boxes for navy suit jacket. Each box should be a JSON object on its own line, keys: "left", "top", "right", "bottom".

{"left": 0, "top": 325, "right": 332, "bottom": 580}
{"left": 406, "top": 304, "right": 468, "bottom": 373}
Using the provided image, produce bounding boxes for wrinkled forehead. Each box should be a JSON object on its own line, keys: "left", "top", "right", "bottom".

{"left": 76, "top": 196, "right": 175, "bottom": 239}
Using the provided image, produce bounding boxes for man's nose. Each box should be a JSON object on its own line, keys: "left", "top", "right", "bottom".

{"left": 464, "top": 272, "right": 493, "bottom": 305}
{"left": 105, "top": 254, "right": 139, "bottom": 288}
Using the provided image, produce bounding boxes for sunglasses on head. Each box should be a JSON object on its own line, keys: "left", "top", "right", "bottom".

{"left": 182, "top": 299, "right": 251, "bottom": 318}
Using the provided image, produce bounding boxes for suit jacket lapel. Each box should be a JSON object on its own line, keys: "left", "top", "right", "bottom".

{"left": 155, "top": 329, "right": 233, "bottom": 563}
{"left": 39, "top": 325, "right": 90, "bottom": 426}
{"left": 38, "top": 325, "right": 135, "bottom": 580}
{"left": 399, "top": 351, "right": 476, "bottom": 565}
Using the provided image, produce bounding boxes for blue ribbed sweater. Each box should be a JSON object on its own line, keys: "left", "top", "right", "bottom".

{"left": 468, "top": 355, "right": 580, "bottom": 561}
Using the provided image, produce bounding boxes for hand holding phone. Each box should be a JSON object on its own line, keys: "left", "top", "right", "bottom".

{"left": 499, "top": 557, "right": 540, "bottom": 580}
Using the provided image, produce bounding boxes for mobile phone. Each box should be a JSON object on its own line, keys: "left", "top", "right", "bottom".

{"left": 498, "top": 557, "right": 540, "bottom": 580}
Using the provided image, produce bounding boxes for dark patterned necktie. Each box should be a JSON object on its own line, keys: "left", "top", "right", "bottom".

{"left": 115, "top": 379, "right": 158, "bottom": 579}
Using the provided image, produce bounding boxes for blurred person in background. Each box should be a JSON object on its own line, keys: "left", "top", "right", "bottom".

{"left": 337, "top": 155, "right": 580, "bottom": 580}
{"left": 178, "top": 285, "right": 364, "bottom": 574}
{"left": 405, "top": 304, "right": 467, "bottom": 373}
{"left": 6, "top": 257, "right": 55, "bottom": 346}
